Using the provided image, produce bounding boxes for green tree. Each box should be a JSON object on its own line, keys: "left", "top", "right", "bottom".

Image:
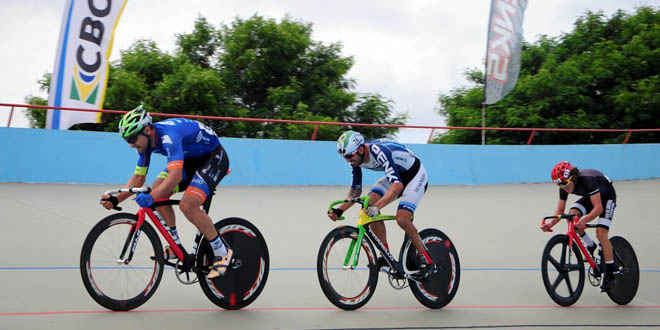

{"left": 25, "top": 14, "right": 405, "bottom": 140}
{"left": 434, "top": 6, "right": 660, "bottom": 144}
{"left": 24, "top": 73, "right": 50, "bottom": 128}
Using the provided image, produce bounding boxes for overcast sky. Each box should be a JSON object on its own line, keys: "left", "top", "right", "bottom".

{"left": 0, "top": 0, "right": 654, "bottom": 142}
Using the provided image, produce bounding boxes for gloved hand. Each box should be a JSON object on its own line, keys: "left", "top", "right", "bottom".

{"left": 135, "top": 193, "right": 154, "bottom": 208}
{"left": 327, "top": 208, "right": 344, "bottom": 221}
{"left": 100, "top": 194, "right": 119, "bottom": 210}
{"left": 366, "top": 205, "right": 380, "bottom": 217}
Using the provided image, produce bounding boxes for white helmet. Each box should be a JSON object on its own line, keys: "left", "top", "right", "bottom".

{"left": 337, "top": 131, "right": 364, "bottom": 156}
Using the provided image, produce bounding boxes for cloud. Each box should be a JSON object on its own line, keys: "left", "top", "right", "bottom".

{"left": 0, "top": 0, "right": 650, "bottom": 141}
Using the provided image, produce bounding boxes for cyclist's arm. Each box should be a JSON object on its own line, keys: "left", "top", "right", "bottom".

{"left": 545, "top": 199, "right": 567, "bottom": 227}
{"left": 151, "top": 166, "right": 182, "bottom": 200}
{"left": 150, "top": 130, "right": 185, "bottom": 200}
{"left": 579, "top": 192, "right": 603, "bottom": 224}
{"left": 373, "top": 181, "right": 403, "bottom": 209}
{"left": 554, "top": 199, "right": 566, "bottom": 217}
{"left": 370, "top": 144, "right": 403, "bottom": 209}
{"left": 110, "top": 173, "right": 146, "bottom": 204}
{"left": 337, "top": 186, "right": 362, "bottom": 211}
{"left": 338, "top": 166, "right": 363, "bottom": 210}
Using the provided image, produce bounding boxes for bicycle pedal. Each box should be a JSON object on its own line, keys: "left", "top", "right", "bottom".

{"left": 164, "top": 260, "right": 178, "bottom": 268}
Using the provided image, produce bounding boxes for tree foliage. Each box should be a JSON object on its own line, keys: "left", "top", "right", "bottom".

{"left": 25, "top": 15, "right": 406, "bottom": 141}
{"left": 434, "top": 6, "right": 660, "bottom": 144}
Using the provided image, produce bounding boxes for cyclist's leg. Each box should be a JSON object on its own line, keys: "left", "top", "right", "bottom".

{"left": 570, "top": 199, "right": 599, "bottom": 260}
{"left": 597, "top": 199, "right": 617, "bottom": 290}
{"left": 570, "top": 198, "right": 595, "bottom": 250}
{"left": 596, "top": 199, "right": 616, "bottom": 262}
{"left": 180, "top": 146, "right": 230, "bottom": 278}
{"left": 179, "top": 146, "right": 229, "bottom": 240}
{"left": 395, "top": 165, "right": 429, "bottom": 260}
{"left": 369, "top": 178, "right": 389, "bottom": 250}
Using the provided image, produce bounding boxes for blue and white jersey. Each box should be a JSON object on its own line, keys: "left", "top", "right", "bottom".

{"left": 135, "top": 118, "right": 220, "bottom": 175}
{"left": 350, "top": 138, "right": 418, "bottom": 189}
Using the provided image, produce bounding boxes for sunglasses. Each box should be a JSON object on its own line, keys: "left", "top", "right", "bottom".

{"left": 556, "top": 177, "right": 572, "bottom": 188}
{"left": 343, "top": 153, "right": 356, "bottom": 160}
{"left": 124, "top": 131, "right": 147, "bottom": 144}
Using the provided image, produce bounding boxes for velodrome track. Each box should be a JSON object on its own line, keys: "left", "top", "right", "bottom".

{"left": 1, "top": 180, "right": 659, "bottom": 329}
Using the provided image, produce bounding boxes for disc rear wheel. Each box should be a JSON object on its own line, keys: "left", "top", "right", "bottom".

{"left": 197, "top": 217, "right": 269, "bottom": 310}
{"left": 403, "top": 228, "right": 460, "bottom": 309}
{"left": 606, "top": 236, "right": 639, "bottom": 305}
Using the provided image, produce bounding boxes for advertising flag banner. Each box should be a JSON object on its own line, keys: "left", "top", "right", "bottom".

{"left": 484, "top": 0, "right": 527, "bottom": 105}
{"left": 47, "top": 0, "right": 128, "bottom": 129}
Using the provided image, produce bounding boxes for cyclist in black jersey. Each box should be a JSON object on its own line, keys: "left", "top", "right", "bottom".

{"left": 541, "top": 161, "right": 618, "bottom": 291}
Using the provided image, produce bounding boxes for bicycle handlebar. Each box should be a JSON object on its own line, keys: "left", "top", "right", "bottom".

{"left": 327, "top": 197, "right": 371, "bottom": 221}
{"left": 541, "top": 214, "right": 599, "bottom": 231}
{"left": 103, "top": 187, "right": 151, "bottom": 196}
{"left": 102, "top": 187, "right": 152, "bottom": 211}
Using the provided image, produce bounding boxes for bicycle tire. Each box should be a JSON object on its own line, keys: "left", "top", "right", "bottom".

{"left": 80, "top": 213, "right": 164, "bottom": 311}
{"left": 317, "top": 226, "right": 379, "bottom": 310}
{"left": 606, "top": 236, "right": 639, "bottom": 305}
{"left": 541, "top": 234, "right": 585, "bottom": 306}
{"left": 402, "top": 228, "right": 461, "bottom": 309}
{"left": 197, "top": 217, "right": 269, "bottom": 310}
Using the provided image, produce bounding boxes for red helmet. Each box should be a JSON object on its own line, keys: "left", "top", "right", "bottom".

{"left": 551, "top": 161, "right": 573, "bottom": 183}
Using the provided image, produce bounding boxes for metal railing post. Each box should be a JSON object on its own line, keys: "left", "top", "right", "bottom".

{"left": 7, "top": 106, "right": 14, "bottom": 127}
{"left": 427, "top": 128, "right": 435, "bottom": 144}
{"left": 526, "top": 130, "right": 536, "bottom": 145}
{"left": 311, "top": 124, "right": 320, "bottom": 140}
{"left": 623, "top": 131, "right": 632, "bottom": 144}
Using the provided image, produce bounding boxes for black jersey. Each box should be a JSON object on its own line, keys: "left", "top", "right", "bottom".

{"left": 559, "top": 169, "right": 616, "bottom": 201}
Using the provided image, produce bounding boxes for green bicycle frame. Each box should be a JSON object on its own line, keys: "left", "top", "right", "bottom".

{"left": 328, "top": 196, "right": 397, "bottom": 268}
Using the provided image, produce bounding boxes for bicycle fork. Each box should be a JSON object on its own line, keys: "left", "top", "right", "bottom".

{"left": 118, "top": 223, "right": 141, "bottom": 265}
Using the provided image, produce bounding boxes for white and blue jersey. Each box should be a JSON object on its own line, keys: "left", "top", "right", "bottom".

{"left": 350, "top": 139, "right": 428, "bottom": 213}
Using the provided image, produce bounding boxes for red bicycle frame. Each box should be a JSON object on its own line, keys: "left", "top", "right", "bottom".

{"left": 135, "top": 202, "right": 186, "bottom": 261}
{"left": 542, "top": 214, "right": 598, "bottom": 270}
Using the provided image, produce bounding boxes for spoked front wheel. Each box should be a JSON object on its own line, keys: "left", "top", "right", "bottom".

{"left": 317, "top": 226, "right": 379, "bottom": 310}
{"left": 606, "top": 236, "right": 639, "bottom": 305}
{"left": 80, "top": 213, "right": 165, "bottom": 311}
{"left": 541, "top": 234, "right": 585, "bottom": 306}
{"left": 197, "top": 217, "right": 269, "bottom": 310}
{"left": 402, "top": 228, "right": 461, "bottom": 309}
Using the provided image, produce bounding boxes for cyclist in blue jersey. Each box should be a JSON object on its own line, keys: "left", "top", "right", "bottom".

{"left": 327, "top": 130, "right": 431, "bottom": 279}
{"left": 99, "top": 105, "right": 231, "bottom": 278}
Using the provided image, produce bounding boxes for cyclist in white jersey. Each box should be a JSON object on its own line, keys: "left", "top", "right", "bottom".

{"left": 327, "top": 131, "right": 431, "bottom": 277}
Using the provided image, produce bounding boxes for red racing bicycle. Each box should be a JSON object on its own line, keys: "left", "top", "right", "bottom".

{"left": 540, "top": 214, "right": 639, "bottom": 306}
{"left": 80, "top": 187, "right": 269, "bottom": 311}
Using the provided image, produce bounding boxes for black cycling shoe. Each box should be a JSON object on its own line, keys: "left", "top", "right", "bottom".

{"left": 600, "top": 264, "right": 617, "bottom": 292}
{"left": 600, "top": 274, "right": 616, "bottom": 292}
{"left": 411, "top": 256, "right": 432, "bottom": 282}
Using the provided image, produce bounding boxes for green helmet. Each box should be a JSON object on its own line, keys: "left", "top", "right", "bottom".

{"left": 118, "top": 105, "right": 152, "bottom": 138}
{"left": 337, "top": 130, "right": 364, "bottom": 156}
